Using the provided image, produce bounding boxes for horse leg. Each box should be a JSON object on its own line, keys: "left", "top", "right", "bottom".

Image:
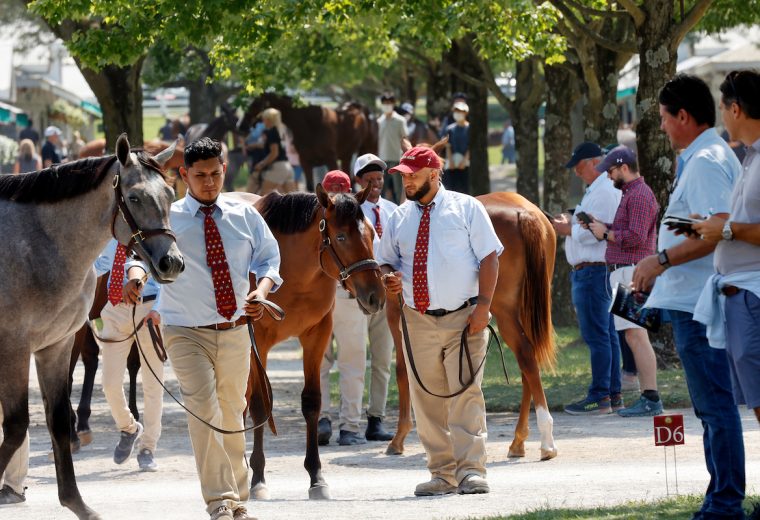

{"left": 67, "top": 328, "right": 83, "bottom": 454}
{"left": 127, "top": 342, "right": 141, "bottom": 422}
{"left": 499, "top": 315, "right": 557, "bottom": 461}
{"left": 35, "top": 337, "right": 101, "bottom": 519}
{"left": 76, "top": 326, "right": 100, "bottom": 445}
{"left": 302, "top": 160, "right": 315, "bottom": 192}
{"left": 385, "top": 296, "right": 412, "bottom": 455}
{"left": 0, "top": 349, "right": 30, "bottom": 490}
{"left": 248, "top": 350, "right": 271, "bottom": 500}
{"left": 300, "top": 319, "right": 333, "bottom": 499}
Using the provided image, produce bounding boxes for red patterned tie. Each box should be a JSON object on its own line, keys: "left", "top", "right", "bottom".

{"left": 413, "top": 204, "right": 432, "bottom": 313}
{"left": 372, "top": 205, "right": 383, "bottom": 238}
{"left": 108, "top": 243, "right": 127, "bottom": 306}
{"left": 201, "top": 206, "right": 237, "bottom": 320}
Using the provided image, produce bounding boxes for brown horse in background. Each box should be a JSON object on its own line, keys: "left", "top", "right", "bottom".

{"left": 227, "top": 187, "right": 385, "bottom": 500}
{"left": 386, "top": 192, "right": 559, "bottom": 461}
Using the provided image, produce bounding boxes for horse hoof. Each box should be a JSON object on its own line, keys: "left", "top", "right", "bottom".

{"left": 385, "top": 443, "right": 404, "bottom": 456}
{"left": 78, "top": 430, "right": 94, "bottom": 447}
{"left": 507, "top": 447, "right": 525, "bottom": 458}
{"left": 540, "top": 447, "right": 558, "bottom": 461}
{"left": 308, "top": 484, "right": 331, "bottom": 500}
{"left": 250, "top": 482, "right": 270, "bottom": 500}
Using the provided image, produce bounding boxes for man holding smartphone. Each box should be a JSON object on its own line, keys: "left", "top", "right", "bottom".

{"left": 550, "top": 142, "right": 623, "bottom": 415}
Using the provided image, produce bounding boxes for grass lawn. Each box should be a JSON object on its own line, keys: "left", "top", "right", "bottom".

{"left": 477, "top": 494, "right": 759, "bottom": 519}
{"left": 327, "top": 325, "right": 693, "bottom": 412}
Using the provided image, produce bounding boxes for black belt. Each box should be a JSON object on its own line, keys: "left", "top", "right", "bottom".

{"left": 420, "top": 297, "right": 479, "bottom": 317}
{"left": 607, "top": 263, "right": 634, "bottom": 272}
{"left": 721, "top": 285, "right": 740, "bottom": 296}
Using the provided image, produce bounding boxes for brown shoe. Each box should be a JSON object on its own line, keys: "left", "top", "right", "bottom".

{"left": 233, "top": 505, "right": 257, "bottom": 520}
{"left": 414, "top": 477, "right": 457, "bottom": 496}
{"left": 458, "top": 474, "right": 489, "bottom": 494}
{"left": 210, "top": 506, "right": 233, "bottom": 520}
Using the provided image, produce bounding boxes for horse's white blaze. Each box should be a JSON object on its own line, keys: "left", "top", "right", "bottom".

{"left": 536, "top": 405, "right": 555, "bottom": 450}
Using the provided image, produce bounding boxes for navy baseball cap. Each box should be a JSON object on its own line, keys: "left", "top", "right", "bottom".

{"left": 565, "top": 142, "right": 603, "bottom": 168}
{"left": 596, "top": 145, "right": 637, "bottom": 173}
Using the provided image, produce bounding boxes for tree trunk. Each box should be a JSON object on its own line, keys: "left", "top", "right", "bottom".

{"left": 514, "top": 57, "right": 544, "bottom": 204}
{"left": 188, "top": 80, "right": 220, "bottom": 125}
{"left": 79, "top": 59, "right": 145, "bottom": 149}
{"left": 581, "top": 45, "right": 623, "bottom": 146}
{"left": 544, "top": 62, "right": 580, "bottom": 327}
{"left": 425, "top": 62, "right": 449, "bottom": 124}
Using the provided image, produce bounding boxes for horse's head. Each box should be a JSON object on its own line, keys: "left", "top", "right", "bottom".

{"left": 112, "top": 134, "right": 184, "bottom": 283}
{"left": 316, "top": 184, "right": 385, "bottom": 314}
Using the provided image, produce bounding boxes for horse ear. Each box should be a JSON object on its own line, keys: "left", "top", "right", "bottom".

{"left": 116, "top": 133, "right": 133, "bottom": 167}
{"left": 316, "top": 183, "right": 331, "bottom": 208}
{"left": 355, "top": 184, "right": 371, "bottom": 204}
{"left": 152, "top": 139, "right": 179, "bottom": 169}
{"left": 430, "top": 135, "right": 448, "bottom": 155}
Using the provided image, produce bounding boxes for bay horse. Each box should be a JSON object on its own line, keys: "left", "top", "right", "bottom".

{"left": 386, "top": 191, "right": 559, "bottom": 461}
{"left": 227, "top": 186, "right": 385, "bottom": 500}
{"left": 0, "top": 135, "right": 184, "bottom": 519}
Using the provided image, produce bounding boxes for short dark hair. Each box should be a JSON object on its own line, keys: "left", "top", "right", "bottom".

{"left": 380, "top": 92, "right": 396, "bottom": 102}
{"left": 184, "top": 137, "right": 223, "bottom": 168}
{"left": 658, "top": 74, "right": 715, "bottom": 127}
{"left": 719, "top": 70, "right": 760, "bottom": 120}
{"left": 452, "top": 91, "right": 467, "bottom": 101}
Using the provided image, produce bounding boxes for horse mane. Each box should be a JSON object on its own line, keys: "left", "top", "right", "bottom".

{"left": 258, "top": 191, "right": 364, "bottom": 234}
{"left": 0, "top": 151, "right": 166, "bottom": 204}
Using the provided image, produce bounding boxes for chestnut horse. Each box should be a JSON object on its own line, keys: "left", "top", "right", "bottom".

{"left": 225, "top": 187, "right": 385, "bottom": 500}
{"left": 387, "top": 191, "right": 559, "bottom": 461}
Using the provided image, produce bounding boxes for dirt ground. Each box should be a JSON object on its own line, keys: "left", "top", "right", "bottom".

{"left": 5, "top": 337, "right": 759, "bottom": 520}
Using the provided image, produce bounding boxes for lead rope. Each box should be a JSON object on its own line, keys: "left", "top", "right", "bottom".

{"left": 398, "top": 294, "right": 510, "bottom": 399}
{"left": 130, "top": 298, "right": 284, "bottom": 434}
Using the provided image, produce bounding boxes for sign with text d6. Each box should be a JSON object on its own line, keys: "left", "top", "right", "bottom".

{"left": 653, "top": 414, "right": 684, "bottom": 446}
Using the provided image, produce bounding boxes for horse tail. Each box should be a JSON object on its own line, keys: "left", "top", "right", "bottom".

{"left": 518, "top": 210, "right": 557, "bottom": 371}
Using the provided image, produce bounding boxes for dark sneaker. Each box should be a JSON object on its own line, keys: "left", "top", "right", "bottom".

{"left": 0, "top": 484, "right": 25, "bottom": 504}
{"left": 137, "top": 448, "right": 158, "bottom": 472}
{"left": 617, "top": 395, "right": 664, "bottom": 417}
{"left": 338, "top": 430, "right": 367, "bottom": 446}
{"left": 365, "top": 416, "right": 394, "bottom": 441}
{"left": 414, "top": 477, "right": 457, "bottom": 496}
{"left": 611, "top": 393, "right": 625, "bottom": 412}
{"left": 317, "top": 417, "right": 332, "bottom": 446}
{"left": 457, "top": 474, "right": 490, "bottom": 494}
{"left": 113, "top": 422, "right": 143, "bottom": 464}
{"left": 564, "top": 397, "right": 612, "bottom": 415}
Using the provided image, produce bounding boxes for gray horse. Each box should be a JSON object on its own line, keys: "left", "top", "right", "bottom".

{"left": 0, "top": 134, "right": 184, "bottom": 519}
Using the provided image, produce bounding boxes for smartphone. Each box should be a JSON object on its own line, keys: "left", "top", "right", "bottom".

{"left": 663, "top": 215, "right": 702, "bottom": 236}
{"left": 575, "top": 211, "right": 592, "bottom": 225}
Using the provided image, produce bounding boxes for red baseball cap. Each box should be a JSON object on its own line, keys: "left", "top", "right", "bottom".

{"left": 322, "top": 170, "right": 351, "bottom": 193}
{"left": 389, "top": 146, "right": 442, "bottom": 174}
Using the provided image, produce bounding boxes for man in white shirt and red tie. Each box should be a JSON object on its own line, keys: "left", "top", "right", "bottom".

{"left": 145, "top": 138, "right": 281, "bottom": 520}
{"left": 376, "top": 146, "right": 502, "bottom": 497}
{"left": 94, "top": 238, "right": 165, "bottom": 471}
{"left": 318, "top": 160, "right": 397, "bottom": 445}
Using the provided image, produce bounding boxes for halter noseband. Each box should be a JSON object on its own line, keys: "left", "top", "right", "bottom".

{"left": 318, "top": 207, "right": 380, "bottom": 290}
{"left": 110, "top": 161, "right": 176, "bottom": 254}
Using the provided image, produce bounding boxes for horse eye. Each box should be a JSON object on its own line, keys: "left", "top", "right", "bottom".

{"left": 128, "top": 195, "right": 140, "bottom": 204}
{"left": 336, "top": 233, "right": 346, "bottom": 242}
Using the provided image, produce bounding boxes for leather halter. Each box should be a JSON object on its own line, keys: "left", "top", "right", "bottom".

{"left": 318, "top": 207, "right": 380, "bottom": 290}
{"left": 110, "top": 160, "right": 176, "bottom": 254}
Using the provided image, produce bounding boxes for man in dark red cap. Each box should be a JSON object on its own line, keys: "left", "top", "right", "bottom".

{"left": 322, "top": 170, "right": 352, "bottom": 194}
{"left": 376, "top": 146, "right": 503, "bottom": 497}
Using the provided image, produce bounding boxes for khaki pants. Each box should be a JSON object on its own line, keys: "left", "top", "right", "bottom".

{"left": 0, "top": 407, "right": 28, "bottom": 495}
{"left": 320, "top": 290, "right": 394, "bottom": 430}
{"left": 402, "top": 305, "right": 488, "bottom": 485}
{"left": 165, "top": 325, "right": 251, "bottom": 514}
{"left": 96, "top": 301, "right": 164, "bottom": 452}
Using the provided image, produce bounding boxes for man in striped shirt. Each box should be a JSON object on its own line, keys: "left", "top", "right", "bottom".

{"left": 587, "top": 146, "right": 663, "bottom": 417}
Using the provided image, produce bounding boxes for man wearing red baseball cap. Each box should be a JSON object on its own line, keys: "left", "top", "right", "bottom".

{"left": 322, "top": 170, "right": 352, "bottom": 194}
{"left": 378, "top": 146, "right": 503, "bottom": 496}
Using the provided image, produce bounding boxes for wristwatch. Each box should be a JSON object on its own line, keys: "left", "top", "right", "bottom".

{"left": 658, "top": 249, "right": 671, "bottom": 269}
{"left": 602, "top": 230, "right": 609, "bottom": 242}
{"left": 721, "top": 220, "right": 734, "bottom": 241}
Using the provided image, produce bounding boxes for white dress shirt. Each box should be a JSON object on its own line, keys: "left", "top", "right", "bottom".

{"left": 376, "top": 184, "right": 503, "bottom": 311}
{"left": 361, "top": 197, "right": 398, "bottom": 250}
{"left": 564, "top": 174, "right": 621, "bottom": 266}
{"left": 155, "top": 193, "right": 282, "bottom": 327}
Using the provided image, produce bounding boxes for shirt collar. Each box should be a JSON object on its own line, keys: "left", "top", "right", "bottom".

{"left": 621, "top": 176, "right": 644, "bottom": 193}
{"left": 749, "top": 136, "right": 760, "bottom": 155}
{"left": 586, "top": 173, "right": 610, "bottom": 193}
{"left": 680, "top": 127, "right": 719, "bottom": 163}
{"left": 417, "top": 183, "right": 446, "bottom": 211}
{"left": 185, "top": 193, "right": 226, "bottom": 217}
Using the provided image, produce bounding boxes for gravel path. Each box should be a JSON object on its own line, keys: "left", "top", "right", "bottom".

{"left": 6, "top": 337, "right": 759, "bottom": 519}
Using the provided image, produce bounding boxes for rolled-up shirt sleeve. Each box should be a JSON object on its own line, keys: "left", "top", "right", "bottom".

{"left": 468, "top": 199, "right": 504, "bottom": 261}
{"left": 247, "top": 207, "right": 283, "bottom": 291}
{"left": 375, "top": 213, "right": 402, "bottom": 271}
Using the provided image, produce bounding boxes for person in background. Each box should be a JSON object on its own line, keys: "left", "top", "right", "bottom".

{"left": 501, "top": 120, "right": 515, "bottom": 165}
{"left": 41, "top": 126, "right": 63, "bottom": 167}
{"left": 13, "top": 138, "right": 41, "bottom": 174}
{"left": 444, "top": 101, "right": 471, "bottom": 194}
{"left": 438, "top": 92, "right": 468, "bottom": 139}
{"left": 18, "top": 120, "right": 39, "bottom": 147}
{"left": 633, "top": 74, "right": 745, "bottom": 520}
{"left": 159, "top": 118, "right": 175, "bottom": 141}
{"left": 283, "top": 127, "right": 304, "bottom": 190}
{"left": 377, "top": 92, "right": 408, "bottom": 204}
{"left": 0, "top": 411, "right": 28, "bottom": 505}
{"left": 252, "top": 108, "right": 296, "bottom": 196}
{"left": 69, "top": 131, "right": 86, "bottom": 160}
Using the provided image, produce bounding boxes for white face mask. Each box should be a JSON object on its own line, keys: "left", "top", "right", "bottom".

{"left": 382, "top": 103, "right": 394, "bottom": 114}
{"left": 453, "top": 112, "right": 466, "bottom": 123}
